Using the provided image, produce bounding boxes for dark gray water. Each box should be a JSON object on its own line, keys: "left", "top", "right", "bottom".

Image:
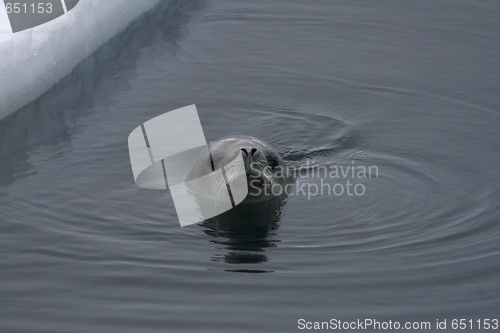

{"left": 1, "top": 0, "right": 500, "bottom": 332}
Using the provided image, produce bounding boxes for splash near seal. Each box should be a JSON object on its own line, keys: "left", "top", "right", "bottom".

{"left": 128, "top": 105, "right": 248, "bottom": 227}
{"left": 2, "top": 0, "right": 79, "bottom": 33}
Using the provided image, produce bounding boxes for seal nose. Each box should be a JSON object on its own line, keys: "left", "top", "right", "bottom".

{"left": 241, "top": 148, "right": 259, "bottom": 175}
{"left": 240, "top": 148, "right": 258, "bottom": 156}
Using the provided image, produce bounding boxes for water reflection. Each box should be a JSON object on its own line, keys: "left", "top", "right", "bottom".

{"left": 202, "top": 197, "right": 283, "bottom": 269}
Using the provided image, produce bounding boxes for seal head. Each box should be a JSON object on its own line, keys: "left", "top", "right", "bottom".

{"left": 185, "top": 135, "right": 294, "bottom": 204}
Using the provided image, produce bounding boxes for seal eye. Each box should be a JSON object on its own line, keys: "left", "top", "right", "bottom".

{"left": 267, "top": 156, "right": 279, "bottom": 170}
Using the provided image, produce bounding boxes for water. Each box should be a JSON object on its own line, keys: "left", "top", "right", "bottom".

{"left": 1, "top": 0, "right": 500, "bottom": 332}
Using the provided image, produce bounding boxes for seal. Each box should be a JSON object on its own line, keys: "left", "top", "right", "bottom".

{"left": 185, "top": 135, "right": 294, "bottom": 205}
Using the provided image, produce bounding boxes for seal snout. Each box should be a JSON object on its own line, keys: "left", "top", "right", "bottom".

{"left": 240, "top": 147, "right": 264, "bottom": 176}
{"left": 240, "top": 147, "right": 258, "bottom": 157}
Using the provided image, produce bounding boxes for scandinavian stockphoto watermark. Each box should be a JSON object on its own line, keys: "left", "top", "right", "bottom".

{"left": 128, "top": 105, "right": 378, "bottom": 227}
{"left": 247, "top": 160, "right": 379, "bottom": 200}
